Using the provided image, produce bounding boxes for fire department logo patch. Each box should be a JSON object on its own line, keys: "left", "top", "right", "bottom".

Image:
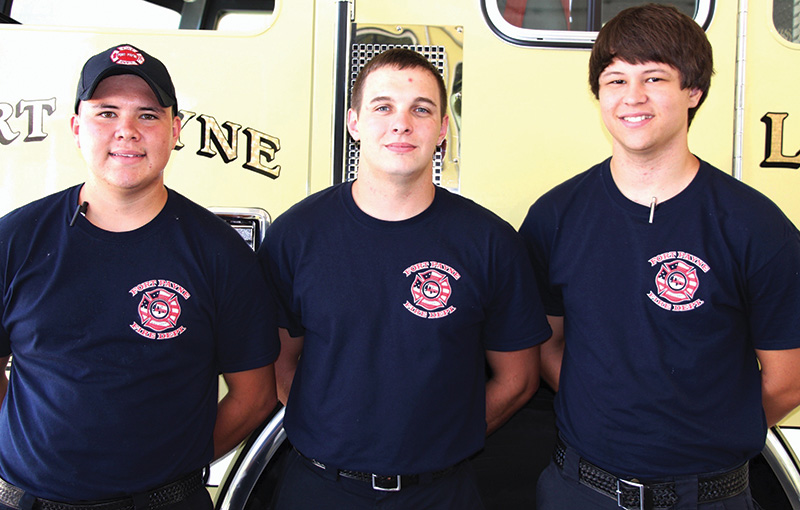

{"left": 412, "top": 270, "right": 452, "bottom": 311}
{"left": 655, "top": 260, "right": 698, "bottom": 303}
{"left": 128, "top": 279, "right": 190, "bottom": 340}
{"left": 138, "top": 289, "right": 181, "bottom": 331}
{"left": 402, "top": 261, "right": 460, "bottom": 319}
{"left": 110, "top": 45, "right": 145, "bottom": 66}
{"left": 646, "top": 251, "right": 710, "bottom": 312}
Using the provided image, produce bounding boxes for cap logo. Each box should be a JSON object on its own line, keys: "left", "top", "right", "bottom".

{"left": 110, "top": 45, "right": 145, "bottom": 66}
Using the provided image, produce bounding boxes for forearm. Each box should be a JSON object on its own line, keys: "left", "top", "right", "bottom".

{"left": 540, "top": 316, "right": 565, "bottom": 391}
{"left": 213, "top": 399, "right": 262, "bottom": 459}
{"left": 762, "top": 383, "right": 800, "bottom": 428}
{"left": 213, "top": 366, "right": 277, "bottom": 460}
{"left": 0, "top": 375, "right": 7, "bottom": 408}
{"left": 276, "top": 329, "right": 303, "bottom": 405}
{"left": 485, "top": 374, "right": 538, "bottom": 435}
{"left": 757, "top": 347, "right": 800, "bottom": 428}
{"left": 275, "top": 362, "right": 297, "bottom": 405}
{"left": 485, "top": 346, "right": 540, "bottom": 435}
{"left": 0, "top": 356, "right": 9, "bottom": 408}
{"left": 540, "top": 346, "right": 563, "bottom": 391}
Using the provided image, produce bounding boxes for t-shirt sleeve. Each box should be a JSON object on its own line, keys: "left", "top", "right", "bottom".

{"left": 257, "top": 220, "right": 305, "bottom": 338}
{"left": 482, "top": 230, "right": 552, "bottom": 352}
{"left": 747, "top": 232, "right": 800, "bottom": 351}
{"left": 215, "top": 249, "right": 281, "bottom": 373}
{"left": 519, "top": 197, "right": 565, "bottom": 317}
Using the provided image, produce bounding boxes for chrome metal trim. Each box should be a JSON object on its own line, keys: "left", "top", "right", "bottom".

{"left": 217, "top": 407, "right": 287, "bottom": 510}
{"left": 482, "top": 0, "right": 714, "bottom": 47}
{"left": 372, "top": 474, "right": 402, "bottom": 492}
{"left": 332, "top": 0, "right": 353, "bottom": 186}
{"left": 763, "top": 426, "right": 800, "bottom": 509}
{"left": 733, "top": 0, "right": 748, "bottom": 180}
{"left": 616, "top": 478, "right": 645, "bottom": 510}
{"left": 179, "top": 0, "right": 209, "bottom": 30}
{"left": 208, "top": 206, "right": 271, "bottom": 250}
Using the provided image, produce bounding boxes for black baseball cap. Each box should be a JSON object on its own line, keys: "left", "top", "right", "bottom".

{"left": 74, "top": 44, "right": 177, "bottom": 114}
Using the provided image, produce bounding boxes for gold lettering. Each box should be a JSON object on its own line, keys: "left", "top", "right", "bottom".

{"left": 174, "top": 110, "right": 196, "bottom": 150}
{"left": 761, "top": 112, "right": 800, "bottom": 169}
{"left": 197, "top": 114, "right": 241, "bottom": 163}
{"left": 0, "top": 102, "right": 20, "bottom": 145}
{"left": 243, "top": 127, "right": 281, "bottom": 178}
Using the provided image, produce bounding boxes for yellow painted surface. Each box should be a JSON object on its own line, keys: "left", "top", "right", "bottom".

{"left": 740, "top": 1, "right": 800, "bottom": 226}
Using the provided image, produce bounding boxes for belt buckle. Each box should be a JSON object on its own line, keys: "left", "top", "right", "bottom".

{"left": 616, "top": 478, "right": 645, "bottom": 510}
{"left": 372, "top": 474, "right": 401, "bottom": 492}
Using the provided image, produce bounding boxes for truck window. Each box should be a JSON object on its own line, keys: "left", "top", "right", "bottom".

{"left": 483, "top": 0, "right": 713, "bottom": 47}
{"left": 5, "top": 0, "right": 273, "bottom": 31}
{"left": 774, "top": 0, "right": 800, "bottom": 43}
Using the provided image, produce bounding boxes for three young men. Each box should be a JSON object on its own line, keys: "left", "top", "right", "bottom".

{"left": 3, "top": 6, "right": 800, "bottom": 509}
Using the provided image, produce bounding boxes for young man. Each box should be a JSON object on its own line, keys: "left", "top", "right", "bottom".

{"left": 520, "top": 5, "right": 800, "bottom": 509}
{"left": 0, "top": 44, "right": 280, "bottom": 508}
{"left": 259, "top": 48, "right": 552, "bottom": 509}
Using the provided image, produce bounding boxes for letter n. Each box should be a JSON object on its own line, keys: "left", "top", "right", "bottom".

{"left": 197, "top": 114, "right": 241, "bottom": 163}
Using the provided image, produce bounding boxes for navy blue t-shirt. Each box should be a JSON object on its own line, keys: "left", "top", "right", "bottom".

{"left": 259, "top": 182, "right": 551, "bottom": 475}
{"left": 520, "top": 158, "right": 800, "bottom": 478}
{"left": 0, "top": 185, "right": 280, "bottom": 500}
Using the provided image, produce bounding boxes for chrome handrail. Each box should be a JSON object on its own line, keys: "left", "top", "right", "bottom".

{"left": 764, "top": 426, "right": 800, "bottom": 509}
{"left": 217, "top": 407, "right": 287, "bottom": 510}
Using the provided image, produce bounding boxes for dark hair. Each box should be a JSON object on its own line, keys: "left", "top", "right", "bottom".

{"left": 350, "top": 48, "right": 448, "bottom": 119}
{"left": 588, "top": 3, "right": 714, "bottom": 125}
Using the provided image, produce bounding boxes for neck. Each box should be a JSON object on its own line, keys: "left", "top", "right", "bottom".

{"left": 351, "top": 170, "right": 435, "bottom": 221}
{"left": 78, "top": 182, "right": 168, "bottom": 232}
{"left": 609, "top": 149, "right": 699, "bottom": 206}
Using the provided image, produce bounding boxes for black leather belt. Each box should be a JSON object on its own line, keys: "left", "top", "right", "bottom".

{"left": 554, "top": 438, "right": 749, "bottom": 510}
{"left": 297, "top": 449, "right": 460, "bottom": 492}
{"left": 0, "top": 470, "right": 204, "bottom": 510}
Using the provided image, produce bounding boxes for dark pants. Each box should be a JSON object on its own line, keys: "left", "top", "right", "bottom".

{"left": 272, "top": 448, "right": 485, "bottom": 510}
{"left": 536, "top": 455, "right": 756, "bottom": 510}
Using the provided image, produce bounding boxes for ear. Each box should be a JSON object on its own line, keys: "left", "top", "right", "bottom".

{"left": 438, "top": 114, "right": 449, "bottom": 146}
{"left": 70, "top": 114, "right": 81, "bottom": 148}
{"left": 171, "top": 114, "right": 182, "bottom": 148}
{"left": 346, "top": 108, "right": 360, "bottom": 141}
{"left": 688, "top": 88, "right": 703, "bottom": 109}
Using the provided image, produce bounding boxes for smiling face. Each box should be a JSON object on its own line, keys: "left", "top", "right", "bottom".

{"left": 71, "top": 74, "right": 180, "bottom": 197}
{"left": 598, "top": 59, "right": 702, "bottom": 161}
{"left": 347, "top": 65, "right": 448, "bottom": 185}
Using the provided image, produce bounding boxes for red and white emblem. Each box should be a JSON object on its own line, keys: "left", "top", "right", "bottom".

{"left": 138, "top": 289, "right": 182, "bottom": 332}
{"left": 655, "top": 260, "right": 699, "bottom": 304}
{"left": 411, "top": 269, "right": 452, "bottom": 311}
{"left": 111, "top": 45, "right": 145, "bottom": 66}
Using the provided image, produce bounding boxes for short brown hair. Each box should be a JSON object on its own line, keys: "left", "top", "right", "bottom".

{"left": 588, "top": 3, "right": 714, "bottom": 125}
{"left": 350, "top": 48, "right": 448, "bottom": 119}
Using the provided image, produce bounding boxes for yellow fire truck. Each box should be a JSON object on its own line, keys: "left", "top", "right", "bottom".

{"left": 3, "top": 0, "right": 800, "bottom": 507}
